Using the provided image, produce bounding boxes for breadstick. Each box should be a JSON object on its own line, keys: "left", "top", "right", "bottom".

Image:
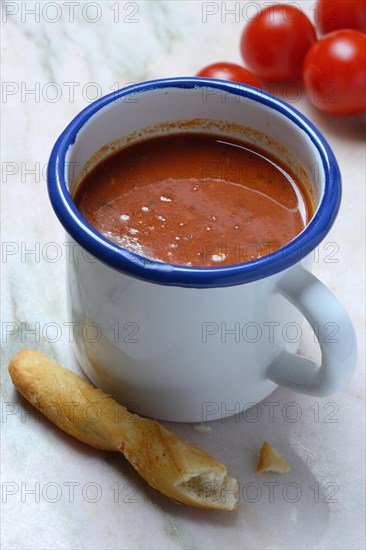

{"left": 8, "top": 350, "right": 237, "bottom": 510}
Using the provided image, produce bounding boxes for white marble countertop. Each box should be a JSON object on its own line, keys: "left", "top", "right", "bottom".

{"left": 1, "top": 2, "right": 365, "bottom": 549}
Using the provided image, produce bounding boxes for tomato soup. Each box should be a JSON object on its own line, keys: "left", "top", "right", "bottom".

{"left": 74, "top": 133, "right": 313, "bottom": 267}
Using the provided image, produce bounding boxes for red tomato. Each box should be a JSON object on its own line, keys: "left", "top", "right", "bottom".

{"left": 303, "top": 29, "right": 366, "bottom": 116}
{"left": 240, "top": 4, "right": 317, "bottom": 81}
{"left": 196, "top": 62, "right": 262, "bottom": 88}
{"left": 315, "top": 0, "right": 366, "bottom": 35}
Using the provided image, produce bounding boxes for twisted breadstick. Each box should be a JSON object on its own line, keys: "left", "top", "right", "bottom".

{"left": 8, "top": 350, "right": 237, "bottom": 510}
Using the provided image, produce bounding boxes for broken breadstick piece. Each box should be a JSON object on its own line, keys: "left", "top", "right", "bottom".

{"left": 8, "top": 349, "right": 237, "bottom": 510}
{"left": 256, "top": 441, "right": 290, "bottom": 473}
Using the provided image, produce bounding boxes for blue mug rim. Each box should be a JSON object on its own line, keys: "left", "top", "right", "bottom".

{"left": 47, "top": 77, "right": 341, "bottom": 288}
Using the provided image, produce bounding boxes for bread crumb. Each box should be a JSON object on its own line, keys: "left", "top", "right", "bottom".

{"left": 256, "top": 441, "right": 290, "bottom": 473}
{"left": 194, "top": 423, "right": 213, "bottom": 434}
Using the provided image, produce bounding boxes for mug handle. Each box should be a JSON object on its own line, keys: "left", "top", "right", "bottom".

{"left": 266, "top": 265, "right": 357, "bottom": 396}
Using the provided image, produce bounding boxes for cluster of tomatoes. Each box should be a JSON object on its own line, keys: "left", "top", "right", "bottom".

{"left": 196, "top": 0, "right": 366, "bottom": 116}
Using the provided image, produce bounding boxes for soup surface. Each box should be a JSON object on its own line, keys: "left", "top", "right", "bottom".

{"left": 74, "top": 133, "right": 313, "bottom": 267}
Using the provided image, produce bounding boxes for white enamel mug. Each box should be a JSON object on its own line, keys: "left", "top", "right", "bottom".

{"left": 48, "top": 78, "right": 356, "bottom": 422}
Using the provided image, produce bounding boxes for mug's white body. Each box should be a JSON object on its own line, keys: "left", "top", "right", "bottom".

{"left": 68, "top": 249, "right": 312, "bottom": 421}
{"left": 49, "top": 79, "right": 356, "bottom": 422}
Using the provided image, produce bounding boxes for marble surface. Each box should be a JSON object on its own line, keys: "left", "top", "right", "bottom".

{"left": 1, "top": 1, "right": 365, "bottom": 548}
